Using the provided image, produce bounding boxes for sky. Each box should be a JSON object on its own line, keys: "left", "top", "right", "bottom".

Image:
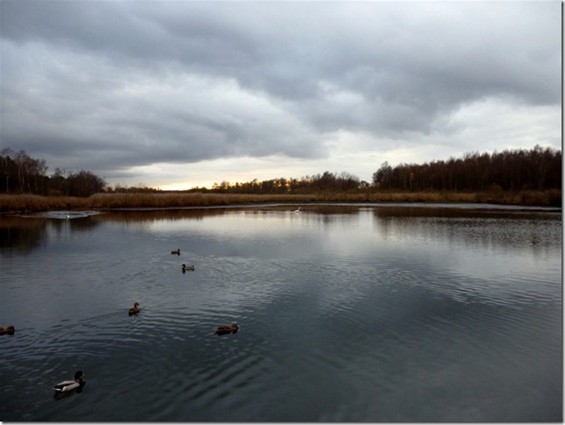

{"left": 0, "top": 1, "right": 561, "bottom": 190}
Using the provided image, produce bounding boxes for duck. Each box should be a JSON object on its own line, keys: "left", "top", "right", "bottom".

{"left": 128, "top": 302, "right": 141, "bottom": 316}
{"left": 53, "top": 370, "right": 85, "bottom": 395}
{"left": 0, "top": 325, "right": 15, "bottom": 335}
{"left": 182, "top": 264, "right": 195, "bottom": 272}
{"left": 215, "top": 323, "right": 238, "bottom": 335}
{"left": 171, "top": 249, "right": 181, "bottom": 255}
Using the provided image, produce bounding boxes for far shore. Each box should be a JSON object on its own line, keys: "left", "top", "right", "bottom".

{"left": 0, "top": 189, "right": 561, "bottom": 214}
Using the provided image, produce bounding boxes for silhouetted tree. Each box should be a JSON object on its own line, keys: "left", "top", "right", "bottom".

{"left": 371, "top": 145, "right": 561, "bottom": 192}
{"left": 0, "top": 148, "right": 48, "bottom": 194}
{"left": 373, "top": 162, "right": 392, "bottom": 189}
{"left": 66, "top": 170, "right": 106, "bottom": 197}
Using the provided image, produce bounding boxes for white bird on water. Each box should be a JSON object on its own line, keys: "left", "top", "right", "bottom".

{"left": 292, "top": 207, "right": 301, "bottom": 213}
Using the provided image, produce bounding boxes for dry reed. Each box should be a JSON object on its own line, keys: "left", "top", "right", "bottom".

{"left": 0, "top": 189, "right": 560, "bottom": 214}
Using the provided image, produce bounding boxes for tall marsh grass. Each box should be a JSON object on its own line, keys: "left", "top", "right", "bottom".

{"left": 0, "top": 189, "right": 560, "bottom": 213}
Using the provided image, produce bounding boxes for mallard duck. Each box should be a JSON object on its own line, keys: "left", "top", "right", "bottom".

{"left": 53, "top": 370, "right": 85, "bottom": 395}
{"left": 128, "top": 302, "right": 141, "bottom": 316}
{"left": 215, "top": 323, "right": 238, "bottom": 335}
{"left": 171, "top": 249, "right": 181, "bottom": 255}
{"left": 182, "top": 264, "right": 195, "bottom": 272}
{"left": 0, "top": 325, "right": 15, "bottom": 335}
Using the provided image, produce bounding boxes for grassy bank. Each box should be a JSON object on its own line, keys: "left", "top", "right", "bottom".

{"left": 0, "top": 189, "right": 561, "bottom": 213}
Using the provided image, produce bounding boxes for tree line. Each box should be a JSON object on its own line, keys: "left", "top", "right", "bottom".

{"left": 210, "top": 145, "right": 561, "bottom": 194}
{"left": 0, "top": 148, "right": 106, "bottom": 197}
{"left": 208, "top": 171, "right": 365, "bottom": 194}
{"left": 371, "top": 145, "right": 561, "bottom": 192}
{"left": 0, "top": 145, "right": 561, "bottom": 197}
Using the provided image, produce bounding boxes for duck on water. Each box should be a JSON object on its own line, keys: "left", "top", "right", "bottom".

{"left": 215, "top": 323, "right": 238, "bottom": 335}
{"left": 182, "top": 264, "right": 195, "bottom": 272}
{"left": 129, "top": 302, "right": 141, "bottom": 316}
{"left": 53, "top": 371, "right": 85, "bottom": 399}
{"left": 0, "top": 325, "right": 15, "bottom": 335}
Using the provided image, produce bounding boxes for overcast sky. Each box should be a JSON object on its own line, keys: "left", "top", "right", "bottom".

{"left": 0, "top": 1, "right": 561, "bottom": 189}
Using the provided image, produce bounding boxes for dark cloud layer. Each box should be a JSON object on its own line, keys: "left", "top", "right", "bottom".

{"left": 0, "top": 1, "right": 560, "bottom": 186}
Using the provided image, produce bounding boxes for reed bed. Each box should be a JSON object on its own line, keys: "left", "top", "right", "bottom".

{"left": 0, "top": 194, "right": 89, "bottom": 213}
{"left": 0, "top": 189, "right": 560, "bottom": 214}
{"left": 88, "top": 192, "right": 318, "bottom": 209}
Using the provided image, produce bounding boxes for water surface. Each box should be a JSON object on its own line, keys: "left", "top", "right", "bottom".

{"left": 0, "top": 204, "right": 561, "bottom": 421}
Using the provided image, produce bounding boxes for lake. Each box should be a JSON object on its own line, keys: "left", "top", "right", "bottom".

{"left": 0, "top": 204, "right": 562, "bottom": 422}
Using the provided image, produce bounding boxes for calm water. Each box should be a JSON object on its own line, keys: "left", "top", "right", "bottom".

{"left": 0, "top": 204, "right": 561, "bottom": 422}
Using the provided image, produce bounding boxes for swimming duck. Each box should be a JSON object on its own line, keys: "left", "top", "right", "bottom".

{"left": 0, "top": 325, "right": 15, "bottom": 335}
{"left": 215, "top": 323, "right": 238, "bottom": 335}
{"left": 171, "top": 249, "right": 181, "bottom": 255}
{"left": 182, "top": 264, "right": 195, "bottom": 272}
{"left": 128, "top": 302, "right": 141, "bottom": 316}
{"left": 53, "top": 370, "right": 85, "bottom": 395}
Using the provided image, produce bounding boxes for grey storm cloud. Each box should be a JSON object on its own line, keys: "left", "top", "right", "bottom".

{"left": 0, "top": 0, "right": 560, "bottom": 181}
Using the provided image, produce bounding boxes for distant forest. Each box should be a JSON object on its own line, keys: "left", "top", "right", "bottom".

{"left": 0, "top": 145, "right": 561, "bottom": 197}
{"left": 0, "top": 148, "right": 106, "bottom": 197}
{"left": 210, "top": 145, "right": 561, "bottom": 194}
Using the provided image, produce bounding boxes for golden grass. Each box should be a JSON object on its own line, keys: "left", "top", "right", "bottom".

{"left": 0, "top": 194, "right": 89, "bottom": 212}
{"left": 0, "top": 189, "right": 560, "bottom": 213}
{"left": 88, "top": 192, "right": 319, "bottom": 209}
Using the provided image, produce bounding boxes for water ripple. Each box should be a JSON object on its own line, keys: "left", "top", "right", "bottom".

{"left": 1, "top": 208, "right": 561, "bottom": 422}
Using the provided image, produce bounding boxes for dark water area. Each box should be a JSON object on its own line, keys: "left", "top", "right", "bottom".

{"left": 0, "top": 204, "right": 561, "bottom": 421}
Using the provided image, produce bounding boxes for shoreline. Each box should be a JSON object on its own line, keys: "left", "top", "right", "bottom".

{"left": 0, "top": 190, "right": 561, "bottom": 214}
